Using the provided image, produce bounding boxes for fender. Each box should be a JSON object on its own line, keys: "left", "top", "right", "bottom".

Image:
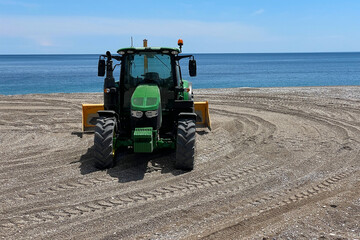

{"left": 98, "top": 110, "right": 117, "bottom": 118}
{"left": 178, "top": 112, "right": 197, "bottom": 121}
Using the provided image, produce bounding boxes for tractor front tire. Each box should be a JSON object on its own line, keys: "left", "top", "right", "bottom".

{"left": 175, "top": 118, "right": 196, "bottom": 170}
{"left": 93, "top": 117, "right": 116, "bottom": 169}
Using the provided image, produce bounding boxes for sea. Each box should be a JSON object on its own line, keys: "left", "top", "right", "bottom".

{"left": 0, "top": 52, "right": 359, "bottom": 95}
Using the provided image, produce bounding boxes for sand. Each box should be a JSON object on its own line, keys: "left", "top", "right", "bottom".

{"left": 0, "top": 86, "right": 359, "bottom": 239}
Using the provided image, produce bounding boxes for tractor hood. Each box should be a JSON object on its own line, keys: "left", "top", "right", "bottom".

{"left": 131, "top": 84, "right": 161, "bottom": 111}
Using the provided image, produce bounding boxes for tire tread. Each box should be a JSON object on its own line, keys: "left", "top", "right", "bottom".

{"left": 93, "top": 117, "right": 115, "bottom": 169}
{"left": 175, "top": 118, "right": 196, "bottom": 170}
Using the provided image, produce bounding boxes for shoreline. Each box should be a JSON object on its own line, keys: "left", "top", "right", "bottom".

{"left": 1, "top": 85, "right": 360, "bottom": 98}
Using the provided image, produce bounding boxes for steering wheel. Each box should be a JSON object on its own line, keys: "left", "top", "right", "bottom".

{"left": 142, "top": 72, "right": 161, "bottom": 85}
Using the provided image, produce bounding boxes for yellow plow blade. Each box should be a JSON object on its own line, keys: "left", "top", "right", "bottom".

{"left": 82, "top": 101, "right": 211, "bottom": 132}
{"left": 194, "top": 101, "right": 211, "bottom": 130}
{"left": 82, "top": 104, "right": 104, "bottom": 131}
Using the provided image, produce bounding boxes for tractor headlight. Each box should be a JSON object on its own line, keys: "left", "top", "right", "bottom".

{"left": 145, "top": 110, "right": 158, "bottom": 118}
{"left": 131, "top": 110, "right": 143, "bottom": 118}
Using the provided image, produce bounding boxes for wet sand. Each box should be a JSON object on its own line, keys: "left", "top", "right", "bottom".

{"left": 0, "top": 86, "right": 359, "bottom": 239}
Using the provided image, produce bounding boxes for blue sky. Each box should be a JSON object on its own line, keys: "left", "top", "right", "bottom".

{"left": 1, "top": 0, "right": 360, "bottom": 54}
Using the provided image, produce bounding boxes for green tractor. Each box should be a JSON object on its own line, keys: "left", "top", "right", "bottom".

{"left": 82, "top": 40, "right": 210, "bottom": 171}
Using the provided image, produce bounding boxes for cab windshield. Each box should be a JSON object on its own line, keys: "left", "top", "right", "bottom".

{"left": 123, "top": 52, "right": 173, "bottom": 89}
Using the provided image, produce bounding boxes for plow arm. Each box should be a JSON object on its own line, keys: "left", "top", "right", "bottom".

{"left": 82, "top": 101, "right": 211, "bottom": 132}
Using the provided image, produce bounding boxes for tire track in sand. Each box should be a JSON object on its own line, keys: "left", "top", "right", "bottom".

{"left": 0, "top": 161, "right": 275, "bottom": 229}
{"left": 168, "top": 167, "right": 357, "bottom": 240}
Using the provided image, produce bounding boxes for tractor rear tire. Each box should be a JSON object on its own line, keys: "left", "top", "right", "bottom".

{"left": 93, "top": 117, "right": 116, "bottom": 169}
{"left": 175, "top": 118, "right": 196, "bottom": 170}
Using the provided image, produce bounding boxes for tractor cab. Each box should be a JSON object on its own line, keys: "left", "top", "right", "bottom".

{"left": 119, "top": 48, "right": 185, "bottom": 112}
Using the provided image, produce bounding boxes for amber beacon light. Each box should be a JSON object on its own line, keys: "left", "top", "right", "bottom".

{"left": 178, "top": 39, "right": 183, "bottom": 52}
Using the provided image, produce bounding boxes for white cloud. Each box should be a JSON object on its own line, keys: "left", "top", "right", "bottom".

{"left": 252, "top": 9, "right": 265, "bottom": 15}
{"left": 0, "top": 16, "right": 266, "bottom": 42}
{"left": 34, "top": 38, "right": 54, "bottom": 47}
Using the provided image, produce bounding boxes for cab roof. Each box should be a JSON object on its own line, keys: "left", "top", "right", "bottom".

{"left": 117, "top": 47, "right": 180, "bottom": 54}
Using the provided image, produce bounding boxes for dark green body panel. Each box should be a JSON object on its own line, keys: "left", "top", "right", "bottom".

{"left": 182, "top": 80, "right": 191, "bottom": 100}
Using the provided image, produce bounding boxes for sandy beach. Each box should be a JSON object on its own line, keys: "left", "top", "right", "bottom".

{"left": 0, "top": 86, "right": 359, "bottom": 239}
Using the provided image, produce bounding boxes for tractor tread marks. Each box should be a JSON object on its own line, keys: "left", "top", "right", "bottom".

{"left": 0, "top": 162, "right": 274, "bottom": 229}
{"left": 246, "top": 169, "right": 355, "bottom": 211}
{"left": 175, "top": 118, "right": 196, "bottom": 170}
{"left": 93, "top": 117, "right": 115, "bottom": 169}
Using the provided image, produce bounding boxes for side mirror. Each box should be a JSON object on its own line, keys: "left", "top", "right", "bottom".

{"left": 189, "top": 59, "right": 197, "bottom": 77}
{"left": 98, "top": 59, "right": 105, "bottom": 77}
